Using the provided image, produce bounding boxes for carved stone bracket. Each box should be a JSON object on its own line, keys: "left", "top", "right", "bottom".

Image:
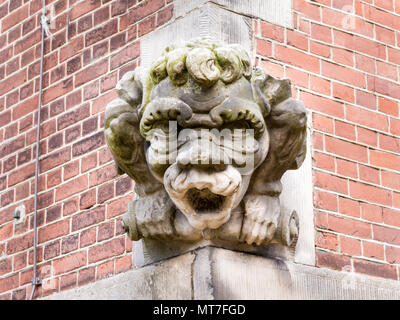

{"left": 104, "top": 37, "right": 307, "bottom": 257}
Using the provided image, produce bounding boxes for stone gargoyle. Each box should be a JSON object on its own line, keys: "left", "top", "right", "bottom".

{"left": 104, "top": 37, "right": 307, "bottom": 249}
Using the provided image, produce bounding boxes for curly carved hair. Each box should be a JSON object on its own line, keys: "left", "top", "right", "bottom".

{"left": 149, "top": 37, "right": 252, "bottom": 88}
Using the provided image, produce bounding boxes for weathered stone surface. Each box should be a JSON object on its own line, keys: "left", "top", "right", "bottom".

{"left": 44, "top": 251, "right": 195, "bottom": 300}
{"left": 105, "top": 37, "right": 307, "bottom": 255}
{"left": 44, "top": 247, "right": 400, "bottom": 300}
{"left": 174, "top": 0, "right": 293, "bottom": 28}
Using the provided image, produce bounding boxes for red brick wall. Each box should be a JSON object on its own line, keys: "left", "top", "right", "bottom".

{"left": 254, "top": 0, "right": 399, "bottom": 280}
{"left": 0, "top": 0, "right": 399, "bottom": 299}
{"left": 0, "top": 0, "right": 173, "bottom": 300}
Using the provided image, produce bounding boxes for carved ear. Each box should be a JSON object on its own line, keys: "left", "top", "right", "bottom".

{"left": 115, "top": 67, "right": 144, "bottom": 109}
{"left": 251, "top": 66, "right": 292, "bottom": 117}
{"left": 104, "top": 68, "right": 163, "bottom": 196}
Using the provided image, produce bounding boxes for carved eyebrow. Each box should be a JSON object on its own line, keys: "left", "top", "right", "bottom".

{"left": 139, "top": 97, "right": 193, "bottom": 137}
{"left": 209, "top": 97, "right": 265, "bottom": 138}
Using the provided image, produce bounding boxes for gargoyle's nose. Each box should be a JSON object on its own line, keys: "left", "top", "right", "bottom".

{"left": 176, "top": 139, "right": 228, "bottom": 171}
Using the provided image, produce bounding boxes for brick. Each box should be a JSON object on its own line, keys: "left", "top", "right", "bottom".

{"left": 367, "top": 75, "right": 400, "bottom": 100}
{"left": 65, "top": 125, "right": 81, "bottom": 144}
{"left": 78, "top": 267, "right": 95, "bottom": 286}
{"left": 350, "top": 180, "right": 392, "bottom": 206}
{"left": 338, "top": 197, "right": 360, "bottom": 218}
{"left": 115, "top": 255, "right": 132, "bottom": 274}
{"left": 370, "top": 149, "right": 400, "bottom": 171}
{"left": 382, "top": 208, "right": 400, "bottom": 228}
{"left": 98, "top": 182, "right": 114, "bottom": 203}
{"left": 0, "top": 274, "right": 19, "bottom": 294}
{"left": 310, "top": 40, "right": 330, "bottom": 58}
{"left": 301, "top": 92, "right": 344, "bottom": 118}
{"left": 80, "top": 228, "right": 96, "bottom": 248}
{"left": 110, "top": 41, "right": 140, "bottom": 70}
{"left": 75, "top": 59, "right": 108, "bottom": 87}
{"left": 97, "top": 260, "right": 114, "bottom": 279}
{"left": 70, "top": 0, "right": 100, "bottom": 20}
{"left": 0, "top": 257, "right": 12, "bottom": 276}
{"left": 61, "top": 234, "right": 79, "bottom": 254}
{"left": 81, "top": 152, "right": 98, "bottom": 173}
{"left": 46, "top": 205, "right": 62, "bottom": 223}
{"left": 116, "top": 177, "right": 132, "bottom": 196}
{"left": 325, "top": 136, "right": 368, "bottom": 163}
{"left": 60, "top": 36, "right": 84, "bottom": 62}
{"left": 382, "top": 170, "right": 400, "bottom": 191}
{"left": 8, "top": 162, "right": 35, "bottom": 186}
{"left": 72, "top": 206, "right": 105, "bottom": 232}
{"left": 310, "top": 75, "right": 330, "bottom": 96}
{"left": 373, "top": 224, "right": 400, "bottom": 245}
{"left": 85, "top": 19, "right": 118, "bottom": 46}
{"left": 355, "top": 90, "right": 376, "bottom": 110}
{"left": 2, "top": 4, "right": 28, "bottom": 32}
{"left": 67, "top": 56, "right": 81, "bottom": 75}
{"left": 378, "top": 97, "right": 399, "bottom": 117}
{"left": 48, "top": 133, "right": 63, "bottom": 152}
{"left": 40, "top": 147, "right": 71, "bottom": 174}
{"left": 80, "top": 189, "right": 96, "bottom": 209}
{"left": 357, "top": 127, "right": 377, "bottom": 147}
{"left": 314, "top": 190, "right": 337, "bottom": 211}
{"left": 43, "top": 77, "right": 73, "bottom": 105}
{"left": 286, "top": 67, "right": 308, "bottom": 89}
{"left": 53, "top": 251, "right": 87, "bottom": 275}
{"left": 358, "top": 164, "right": 380, "bottom": 184}
{"left": 340, "top": 236, "right": 361, "bottom": 256}
{"left": 361, "top": 203, "right": 383, "bottom": 223}
{"left": 386, "top": 246, "right": 400, "bottom": 264}
{"left": 0, "top": 69, "right": 27, "bottom": 96}
{"left": 128, "top": 0, "right": 164, "bottom": 22}
{"left": 156, "top": 4, "right": 173, "bottom": 27}
{"left": 64, "top": 160, "right": 79, "bottom": 180}
{"left": 314, "top": 171, "right": 348, "bottom": 194}
{"left": 38, "top": 219, "right": 70, "bottom": 243}
{"left": 60, "top": 273, "right": 77, "bottom": 291}
{"left": 6, "top": 232, "right": 33, "bottom": 255}
{"left": 321, "top": 61, "right": 365, "bottom": 88}
{"left": 72, "top": 132, "right": 105, "bottom": 157}
{"left": 316, "top": 250, "right": 351, "bottom": 271}
{"left": 260, "top": 21, "right": 284, "bottom": 42}
{"left": 88, "top": 237, "right": 124, "bottom": 263}
{"left": 94, "top": 6, "right": 110, "bottom": 26}
{"left": 66, "top": 90, "right": 82, "bottom": 109}
{"left": 47, "top": 169, "right": 62, "bottom": 188}
{"left": 275, "top": 45, "right": 319, "bottom": 73}
{"left": 363, "top": 241, "right": 384, "bottom": 260}
{"left": 44, "top": 241, "right": 60, "bottom": 260}
{"left": 327, "top": 214, "right": 371, "bottom": 239}
{"left": 334, "top": 30, "right": 386, "bottom": 60}
{"left": 353, "top": 259, "right": 397, "bottom": 280}
{"left": 315, "top": 231, "right": 338, "bottom": 251}
{"left": 335, "top": 120, "right": 356, "bottom": 140}
{"left": 58, "top": 104, "right": 90, "bottom": 130}
{"left": 379, "top": 134, "right": 400, "bottom": 153}
{"left": 55, "top": 175, "right": 88, "bottom": 202}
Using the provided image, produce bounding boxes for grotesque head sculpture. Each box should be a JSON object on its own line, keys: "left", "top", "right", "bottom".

{"left": 105, "top": 37, "right": 307, "bottom": 247}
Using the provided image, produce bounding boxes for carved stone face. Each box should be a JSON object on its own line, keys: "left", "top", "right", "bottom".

{"left": 141, "top": 76, "right": 270, "bottom": 229}
{"left": 105, "top": 37, "right": 307, "bottom": 246}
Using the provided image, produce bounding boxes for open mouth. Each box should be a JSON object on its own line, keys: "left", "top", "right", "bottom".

{"left": 185, "top": 188, "right": 226, "bottom": 213}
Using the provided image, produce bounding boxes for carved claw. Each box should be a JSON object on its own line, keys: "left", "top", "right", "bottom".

{"left": 122, "top": 190, "right": 176, "bottom": 241}
{"left": 240, "top": 194, "right": 280, "bottom": 246}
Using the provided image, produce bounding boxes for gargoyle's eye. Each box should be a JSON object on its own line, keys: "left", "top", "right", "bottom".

{"left": 218, "top": 109, "right": 264, "bottom": 139}
{"left": 140, "top": 99, "right": 193, "bottom": 137}
{"left": 221, "top": 120, "right": 251, "bottom": 131}
{"left": 142, "top": 109, "right": 180, "bottom": 133}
